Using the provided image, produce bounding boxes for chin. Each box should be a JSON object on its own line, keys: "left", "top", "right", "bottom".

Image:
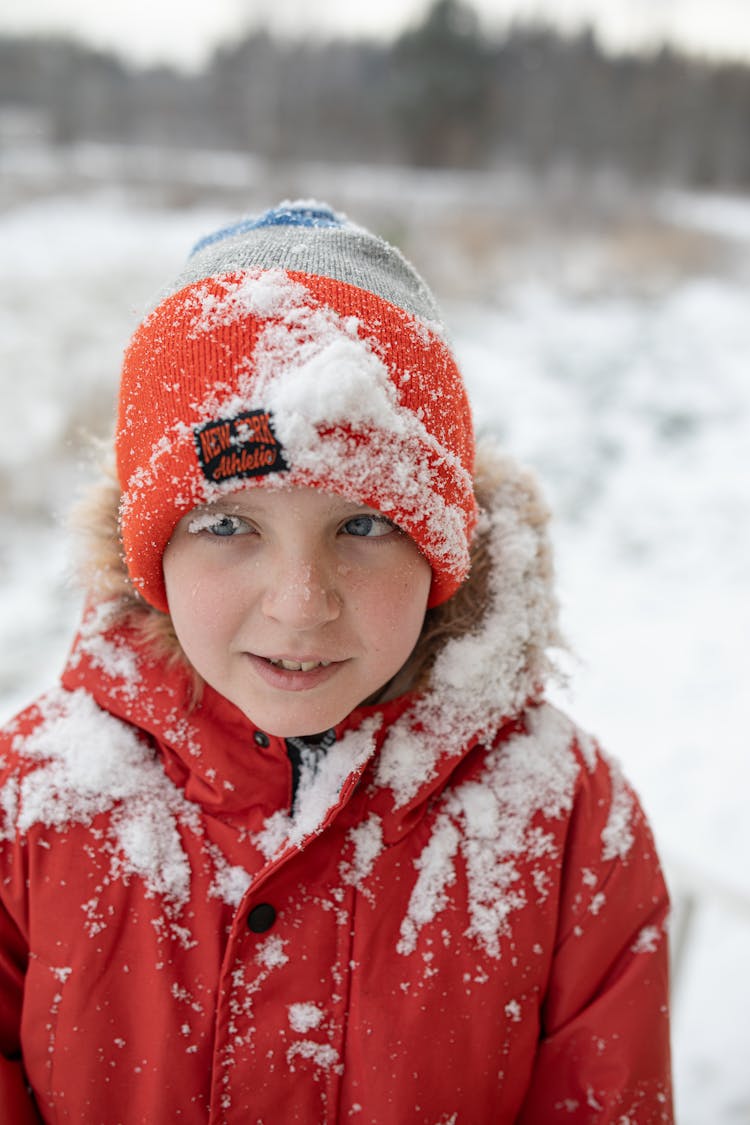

{"left": 235, "top": 699, "right": 349, "bottom": 739}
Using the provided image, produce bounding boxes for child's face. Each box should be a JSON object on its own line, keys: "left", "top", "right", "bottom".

{"left": 163, "top": 485, "right": 432, "bottom": 737}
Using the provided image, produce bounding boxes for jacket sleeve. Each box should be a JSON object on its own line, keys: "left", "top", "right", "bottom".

{"left": 516, "top": 745, "right": 674, "bottom": 1123}
{"left": 0, "top": 884, "right": 42, "bottom": 1123}
{"left": 0, "top": 728, "right": 43, "bottom": 1123}
{"left": 0, "top": 1056, "right": 42, "bottom": 1125}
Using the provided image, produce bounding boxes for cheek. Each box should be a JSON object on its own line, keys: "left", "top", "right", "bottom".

{"left": 163, "top": 553, "right": 229, "bottom": 652}
{"left": 359, "top": 554, "right": 432, "bottom": 649}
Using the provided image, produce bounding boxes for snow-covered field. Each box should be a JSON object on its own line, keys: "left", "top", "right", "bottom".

{"left": 1, "top": 154, "right": 748, "bottom": 1121}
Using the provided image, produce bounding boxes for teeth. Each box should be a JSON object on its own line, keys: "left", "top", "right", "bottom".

{"left": 269, "top": 658, "right": 331, "bottom": 672}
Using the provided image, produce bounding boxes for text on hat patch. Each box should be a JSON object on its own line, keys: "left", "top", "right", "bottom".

{"left": 194, "top": 410, "right": 289, "bottom": 484}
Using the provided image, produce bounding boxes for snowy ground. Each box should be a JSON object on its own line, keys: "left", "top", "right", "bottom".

{"left": 1, "top": 153, "right": 749, "bottom": 1121}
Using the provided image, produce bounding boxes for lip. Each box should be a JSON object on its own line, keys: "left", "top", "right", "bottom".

{"left": 245, "top": 652, "right": 344, "bottom": 693}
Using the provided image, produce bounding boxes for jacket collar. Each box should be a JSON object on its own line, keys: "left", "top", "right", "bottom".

{"left": 59, "top": 607, "right": 503, "bottom": 844}
{"left": 59, "top": 612, "right": 414, "bottom": 821}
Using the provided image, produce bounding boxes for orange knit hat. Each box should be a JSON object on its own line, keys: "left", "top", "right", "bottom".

{"left": 116, "top": 203, "right": 477, "bottom": 613}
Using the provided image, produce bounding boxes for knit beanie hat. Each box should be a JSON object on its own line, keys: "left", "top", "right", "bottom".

{"left": 116, "top": 201, "right": 477, "bottom": 613}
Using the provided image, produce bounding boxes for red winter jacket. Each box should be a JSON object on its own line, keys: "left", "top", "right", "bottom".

{"left": 0, "top": 613, "right": 672, "bottom": 1124}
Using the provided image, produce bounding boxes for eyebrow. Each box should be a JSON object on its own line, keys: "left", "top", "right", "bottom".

{"left": 192, "top": 494, "right": 383, "bottom": 518}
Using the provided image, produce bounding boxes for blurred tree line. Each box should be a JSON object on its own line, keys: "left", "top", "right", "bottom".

{"left": 2, "top": 0, "right": 750, "bottom": 189}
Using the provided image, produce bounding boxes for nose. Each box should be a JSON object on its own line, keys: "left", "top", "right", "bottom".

{"left": 261, "top": 555, "right": 341, "bottom": 630}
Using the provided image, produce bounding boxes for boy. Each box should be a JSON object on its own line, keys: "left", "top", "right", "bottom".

{"left": 0, "top": 202, "right": 673, "bottom": 1122}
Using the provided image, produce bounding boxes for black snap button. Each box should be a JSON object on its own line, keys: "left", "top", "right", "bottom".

{"left": 247, "top": 903, "right": 276, "bottom": 933}
{"left": 253, "top": 730, "right": 270, "bottom": 748}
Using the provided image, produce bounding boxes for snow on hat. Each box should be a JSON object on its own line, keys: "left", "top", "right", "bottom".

{"left": 116, "top": 201, "right": 477, "bottom": 612}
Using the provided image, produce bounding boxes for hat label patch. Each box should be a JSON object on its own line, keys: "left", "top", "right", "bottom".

{"left": 195, "top": 410, "right": 288, "bottom": 483}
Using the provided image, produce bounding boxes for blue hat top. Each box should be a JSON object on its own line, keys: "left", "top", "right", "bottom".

{"left": 190, "top": 202, "right": 347, "bottom": 257}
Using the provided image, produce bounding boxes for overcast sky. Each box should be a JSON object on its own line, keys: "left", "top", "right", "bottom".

{"left": 4, "top": 0, "right": 750, "bottom": 69}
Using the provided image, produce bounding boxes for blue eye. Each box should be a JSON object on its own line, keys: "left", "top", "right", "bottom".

{"left": 187, "top": 513, "right": 250, "bottom": 537}
{"left": 342, "top": 514, "right": 396, "bottom": 539}
{"left": 211, "top": 516, "right": 245, "bottom": 537}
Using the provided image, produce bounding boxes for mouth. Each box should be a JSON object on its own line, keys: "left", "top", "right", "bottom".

{"left": 266, "top": 658, "right": 332, "bottom": 672}
{"left": 246, "top": 653, "right": 342, "bottom": 693}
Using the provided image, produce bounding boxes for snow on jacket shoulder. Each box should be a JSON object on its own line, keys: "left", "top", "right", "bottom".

{"left": 0, "top": 450, "right": 673, "bottom": 1122}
